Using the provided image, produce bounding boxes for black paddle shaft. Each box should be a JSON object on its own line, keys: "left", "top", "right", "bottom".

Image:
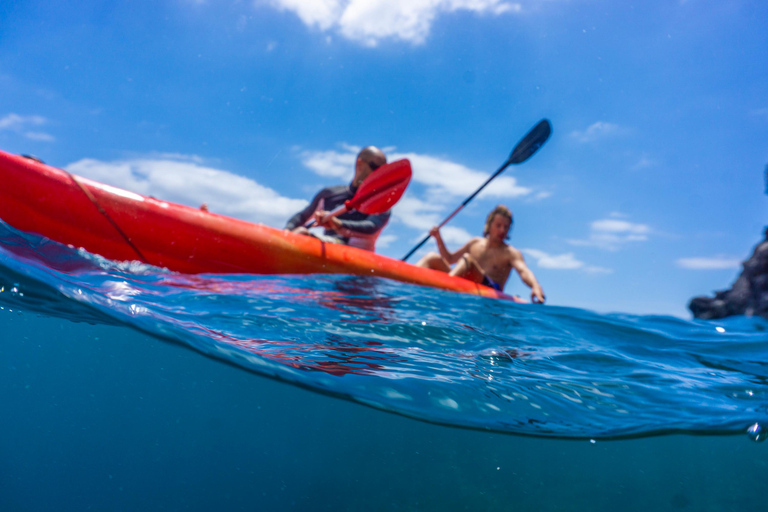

{"left": 401, "top": 119, "right": 551, "bottom": 262}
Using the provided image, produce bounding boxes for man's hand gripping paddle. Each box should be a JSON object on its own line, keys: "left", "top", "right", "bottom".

{"left": 305, "top": 159, "right": 412, "bottom": 228}
{"left": 401, "top": 119, "right": 552, "bottom": 262}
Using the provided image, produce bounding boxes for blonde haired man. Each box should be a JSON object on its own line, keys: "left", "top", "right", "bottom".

{"left": 416, "top": 205, "right": 545, "bottom": 303}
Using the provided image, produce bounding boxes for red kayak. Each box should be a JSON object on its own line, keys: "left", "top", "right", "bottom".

{"left": 0, "top": 150, "right": 522, "bottom": 301}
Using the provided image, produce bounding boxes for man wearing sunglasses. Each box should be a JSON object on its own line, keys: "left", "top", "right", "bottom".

{"left": 285, "top": 146, "right": 390, "bottom": 251}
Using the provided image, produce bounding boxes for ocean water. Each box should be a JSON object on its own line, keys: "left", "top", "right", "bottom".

{"left": 1, "top": 219, "right": 767, "bottom": 511}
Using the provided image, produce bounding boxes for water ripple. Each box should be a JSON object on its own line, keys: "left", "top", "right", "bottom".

{"left": 2, "top": 220, "right": 768, "bottom": 439}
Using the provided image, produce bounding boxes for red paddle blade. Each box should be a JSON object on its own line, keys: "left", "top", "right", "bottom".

{"left": 346, "top": 159, "right": 412, "bottom": 214}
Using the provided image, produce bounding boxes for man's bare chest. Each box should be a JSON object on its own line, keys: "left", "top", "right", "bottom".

{"left": 469, "top": 243, "right": 510, "bottom": 272}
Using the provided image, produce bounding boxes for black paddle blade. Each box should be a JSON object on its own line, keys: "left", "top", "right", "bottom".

{"left": 507, "top": 119, "right": 552, "bottom": 165}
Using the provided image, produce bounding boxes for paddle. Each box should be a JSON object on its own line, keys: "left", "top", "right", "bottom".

{"left": 306, "top": 158, "right": 412, "bottom": 228}
{"left": 401, "top": 119, "right": 552, "bottom": 262}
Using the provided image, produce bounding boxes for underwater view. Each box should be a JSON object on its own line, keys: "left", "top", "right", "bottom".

{"left": 2, "top": 220, "right": 768, "bottom": 511}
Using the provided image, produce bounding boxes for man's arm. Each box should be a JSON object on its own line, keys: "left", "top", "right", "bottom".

{"left": 333, "top": 211, "right": 390, "bottom": 235}
{"left": 510, "top": 248, "right": 546, "bottom": 303}
{"left": 315, "top": 211, "right": 391, "bottom": 240}
{"left": 431, "top": 227, "right": 477, "bottom": 265}
{"left": 285, "top": 190, "right": 326, "bottom": 231}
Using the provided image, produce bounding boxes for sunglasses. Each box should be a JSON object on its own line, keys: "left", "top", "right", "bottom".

{"left": 367, "top": 161, "right": 382, "bottom": 171}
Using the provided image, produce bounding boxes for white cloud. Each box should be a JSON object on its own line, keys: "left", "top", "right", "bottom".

{"left": 300, "top": 145, "right": 358, "bottom": 178}
{"left": 23, "top": 131, "right": 56, "bottom": 142}
{"left": 392, "top": 196, "right": 472, "bottom": 244}
{"left": 297, "top": 144, "right": 531, "bottom": 243}
{"left": 570, "top": 121, "right": 622, "bottom": 143}
{"left": 676, "top": 256, "right": 741, "bottom": 270}
{"left": 0, "top": 113, "right": 45, "bottom": 130}
{"left": 591, "top": 219, "right": 650, "bottom": 235}
{"left": 568, "top": 216, "right": 651, "bottom": 251}
{"left": 66, "top": 156, "right": 307, "bottom": 228}
{"left": 0, "top": 113, "right": 55, "bottom": 141}
{"left": 268, "top": 0, "right": 342, "bottom": 30}
{"left": 376, "top": 234, "right": 397, "bottom": 248}
{"left": 523, "top": 249, "right": 583, "bottom": 269}
{"left": 583, "top": 265, "right": 613, "bottom": 274}
{"left": 156, "top": 152, "right": 205, "bottom": 163}
{"left": 299, "top": 145, "right": 531, "bottom": 199}
{"left": 265, "top": 0, "right": 520, "bottom": 46}
{"left": 394, "top": 151, "right": 531, "bottom": 198}
{"left": 523, "top": 248, "right": 613, "bottom": 273}
{"left": 439, "top": 225, "right": 474, "bottom": 245}
{"left": 631, "top": 154, "right": 657, "bottom": 170}
{"left": 531, "top": 190, "right": 552, "bottom": 201}
{"left": 295, "top": 142, "right": 542, "bottom": 254}
{"left": 393, "top": 196, "right": 442, "bottom": 230}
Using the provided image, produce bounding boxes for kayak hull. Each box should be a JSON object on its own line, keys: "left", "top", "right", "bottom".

{"left": 0, "top": 150, "right": 521, "bottom": 302}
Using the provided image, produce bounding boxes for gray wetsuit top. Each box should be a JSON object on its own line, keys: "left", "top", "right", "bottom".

{"left": 284, "top": 184, "right": 390, "bottom": 251}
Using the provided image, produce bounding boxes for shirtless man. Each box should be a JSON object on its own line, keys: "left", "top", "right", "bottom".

{"left": 415, "top": 205, "right": 546, "bottom": 303}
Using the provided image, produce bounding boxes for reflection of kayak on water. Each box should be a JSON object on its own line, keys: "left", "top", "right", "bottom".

{"left": 0, "top": 150, "right": 522, "bottom": 301}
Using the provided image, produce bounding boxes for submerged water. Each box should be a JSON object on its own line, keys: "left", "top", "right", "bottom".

{"left": 1, "top": 219, "right": 767, "bottom": 510}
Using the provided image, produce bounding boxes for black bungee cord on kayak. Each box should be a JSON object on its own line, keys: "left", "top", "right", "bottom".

{"left": 63, "top": 168, "right": 149, "bottom": 264}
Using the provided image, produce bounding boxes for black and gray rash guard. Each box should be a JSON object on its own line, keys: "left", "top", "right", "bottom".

{"left": 284, "top": 184, "right": 390, "bottom": 251}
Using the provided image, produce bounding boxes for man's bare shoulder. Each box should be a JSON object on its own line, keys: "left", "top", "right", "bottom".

{"left": 456, "top": 236, "right": 485, "bottom": 256}
{"left": 462, "top": 236, "right": 485, "bottom": 249}
{"left": 505, "top": 244, "right": 524, "bottom": 261}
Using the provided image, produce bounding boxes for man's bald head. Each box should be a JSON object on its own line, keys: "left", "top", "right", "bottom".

{"left": 352, "top": 146, "right": 387, "bottom": 186}
{"left": 358, "top": 146, "right": 387, "bottom": 168}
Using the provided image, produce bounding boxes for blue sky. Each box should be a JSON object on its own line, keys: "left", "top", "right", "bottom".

{"left": 1, "top": 0, "right": 766, "bottom": 317}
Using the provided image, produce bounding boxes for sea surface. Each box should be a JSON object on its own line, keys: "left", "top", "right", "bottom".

{"left": 1, "top": 219, "right": 767, "bottom": 511}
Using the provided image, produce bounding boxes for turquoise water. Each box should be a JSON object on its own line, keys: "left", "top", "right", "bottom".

{"left": 2, "top": 219, "right": 767, "bottom": 510}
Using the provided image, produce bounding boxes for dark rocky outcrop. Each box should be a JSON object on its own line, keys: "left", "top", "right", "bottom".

{"left": 689, "top": 227, "right": 768, "bottom": 319}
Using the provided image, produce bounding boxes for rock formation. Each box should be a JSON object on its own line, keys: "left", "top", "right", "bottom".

{"left": 689, "top": 227, "right": 768, "bottom": 319}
